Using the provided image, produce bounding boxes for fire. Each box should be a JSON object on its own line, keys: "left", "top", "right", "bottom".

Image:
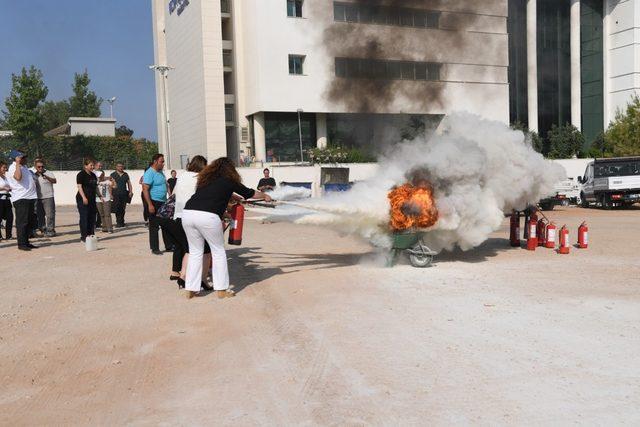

{"left": 388, "top": 183, "right": 439, "bottom": 231}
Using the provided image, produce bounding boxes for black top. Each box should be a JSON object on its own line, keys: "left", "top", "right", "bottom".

{"left": 185, "top": 177, "right": 255, "bottom": 219}
{"left": 167, "top": 177, "right": 177, "bottom": 192}
{"left": 257, "top": 177, "right": 276, "bottom": 189}
{"left": 76, "top": 170, "right": 98, "bottom": 203}
{"left": 110, "top": 171, "right": 130, "bottom": 195}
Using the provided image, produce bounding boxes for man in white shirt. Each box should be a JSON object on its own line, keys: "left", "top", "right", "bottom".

{"left": 93, "top": 161, "right": 104, "bottom": 229}
{"left": 33, "top": 159, "right": 57, "bottom": 237}
{"left": 7, "top": 151, "right": 38, "bottom": 250}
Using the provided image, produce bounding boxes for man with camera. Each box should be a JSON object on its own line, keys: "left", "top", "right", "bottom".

{"left": 7, "top": 150, "right": 38, "bottom": 251}
{"left": 33, "top": 159, "right": 57, "bottom": 237}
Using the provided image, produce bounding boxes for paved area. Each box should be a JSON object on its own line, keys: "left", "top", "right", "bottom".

{"left": 1, "top": 205, "right": 639, "bottom": 425}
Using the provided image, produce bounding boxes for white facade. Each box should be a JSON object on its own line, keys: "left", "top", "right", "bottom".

{"left": 68, "top": 117, "right": 116, "bottom": 137}
{"left": 152, "top": 0, "right": 510, "bottom": 167}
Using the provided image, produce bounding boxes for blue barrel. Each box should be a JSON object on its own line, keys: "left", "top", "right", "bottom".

{"left": 280, "top": 182, "right": 312, "bottom": 189}
{"left": 324, "top": 183, "right": 352, "bottom": 192}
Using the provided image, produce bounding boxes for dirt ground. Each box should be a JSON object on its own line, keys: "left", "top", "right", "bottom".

{"left": 0, "top": 204, "right": 638, "bottom": 425}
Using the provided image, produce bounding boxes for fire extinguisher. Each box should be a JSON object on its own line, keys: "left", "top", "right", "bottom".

{"left": 537, "top": 218, "right": 547, "bottom": 247}
{"left": 526, "top": 217, "right": 538, "bottom": 250}
{"left": 577, "top": 221, "right": 588, "bottom": 249}
{"left": 545, "top": 222, "right": 557, "bottom": 249}
{"left": 510, "top": 211, "right": 520, "bottom": 247}
{"left": 558, "top": 225, "right": 570, "bottom": 254}
{"left": 228, "top": 203, "right": 245, "bottom": 245}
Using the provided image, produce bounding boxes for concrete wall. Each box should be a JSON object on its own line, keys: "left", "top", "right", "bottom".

{"left": 69, "top": 121, "right": 115, "bottom": 137}
{"left": 605, "top": 0, "right": 640, "bottom": 124}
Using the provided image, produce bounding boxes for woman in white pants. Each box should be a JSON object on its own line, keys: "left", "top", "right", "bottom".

{"left": 182, "top": 157, "right": 271, "bottom": 299}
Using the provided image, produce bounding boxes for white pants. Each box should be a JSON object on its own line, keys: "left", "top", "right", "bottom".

{"left": 182, "top": 209, "right": 229, "bottom": 292}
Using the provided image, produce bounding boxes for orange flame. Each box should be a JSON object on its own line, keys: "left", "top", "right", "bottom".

{"left": 388, "top": 183, "right": 439, "bottom": 231}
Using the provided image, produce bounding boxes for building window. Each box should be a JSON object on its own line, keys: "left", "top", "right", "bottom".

{"left": 335, "top": 57, "right": 442, "bottom": 82}
{"left": 265, "top": 112, "right": 316, "bottom": 162}
{"left": 287, "top": 0, "right": 303, "bottom": 18}
{"left": 333, "top": 2, "right": 441, "bottom": 29}
{"left": 289, "top": 55, "right": 305, "bottom": 75}
{"left": 225, "top": 104, "right": 234, "bottom": 122}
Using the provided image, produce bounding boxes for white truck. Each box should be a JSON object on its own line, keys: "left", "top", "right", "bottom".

{"left": 578, "top": 157, "right": 640, "bottom": 208}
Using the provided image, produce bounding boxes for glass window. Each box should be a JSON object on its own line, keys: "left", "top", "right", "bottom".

{"left": 287, "top": 0, "right": 303, "bottom": 17}
{"left": 225, "top": 105, "right": 234, "bottom": 122}
{"left": 426, "top": 12, "right": 440, "bottom": 28}
{"left": 386, "top": 9, "right": 400, "bottom": 26}
{"left": 335, "top": 58, "right": 347, "bottom": 77}
{"left": 427, "top": 63, "right": 441, "bottom": 80}
{"left": 413, "top": 10, "right": 426, "bottom": 27}
{"left": 400, "top": 10, "right": 413, "bottom": 26}
{"left": 345, "top": 4, "right": 359, "bottom": 22}
{"left": 373, "top": 7, "right": 386, "bottom": 24}
{"left": 387, "top": 61, "right": 401, "bottom": 79}
{"left": 333, "top": 3, "right": 346, "bottom": 21}
{"left": 265, "top": 112, "right": 317, "bottom": 162}
{"left": 345, "top": 58, "right": 360, "bottom": 78}
{"left": 359, "top": 5, "right": 373, "bottom": 23}
{"left": 401, "top": 62, "right": 415, "bottom": 79}
{"left": 289, "top": 55, "right": 305, "bottom": 75}
{"left": 415, "top": 63, "right": 427, "bottom": 80}
{"left": 373, "top": 60, "right": 387, "bottom": 79}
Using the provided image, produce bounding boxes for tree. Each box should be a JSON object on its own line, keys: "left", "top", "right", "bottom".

{"left": 2, "top": 66, "right": 48, "bottom": 148}
{"left": 39, "top": 100, "right": 71, "bottom": 132}
{"left": 547, "top": 123, "right": 584, "bottom": 159}
{"left": 69, "top": 70, "right": 102, "bottom": 117}
{"left": 605, "top": 95, "right": 640, "bottom": 157}
{"left": 511, "top": 121, "right": 547, "bottom": 155}
{"left": 115, "top": 125, "right": 134, "bottom": 138}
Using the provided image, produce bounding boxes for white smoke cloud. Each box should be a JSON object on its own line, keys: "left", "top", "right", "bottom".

{"left": 268, "top": 113, "right": 565, "bottom": 252}
{"left": 266, "top": 185, "right": 311, "bottom": 201}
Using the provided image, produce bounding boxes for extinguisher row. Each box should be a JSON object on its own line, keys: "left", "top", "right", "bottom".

{"left": 509, "top": 211, "right": 588, "bottom": 254}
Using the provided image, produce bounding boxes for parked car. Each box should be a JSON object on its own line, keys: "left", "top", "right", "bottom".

{"left": 578, "top": 157, "right": 640, "bottom": 208}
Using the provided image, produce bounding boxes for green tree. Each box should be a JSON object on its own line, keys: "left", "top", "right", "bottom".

{"left": 69, "top": 70, "right": 102, "bottom": 117}
{"left": 605, "top": 95, "right": 640, "bottom": 157}
{"left": 511, "top": 121, "right": 547, "bottom": 155}
{"left": 39, "top": 100, "right": 71, "bottom": 132}
{"left": 547, "top": 123, "right": 584, "bottom": 159}
{"left": 115, "top": 124, "right": 134, "bottom": 138}
{"left": 2, "top": 66, "right": 48, "bottom": 150}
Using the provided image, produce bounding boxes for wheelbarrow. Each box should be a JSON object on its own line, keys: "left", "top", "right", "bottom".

{"left": 387, "top": 230, "right": 437, "bottom": 268}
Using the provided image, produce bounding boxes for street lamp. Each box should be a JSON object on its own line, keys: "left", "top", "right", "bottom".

{"left": 297, "top": 108, "right": 304, "bottom": 163}
{"left": 107, "top": 97, "right": 117, "bottom": 118}
{"left": 149, "top": 64, "right": 174, "bottom": 167}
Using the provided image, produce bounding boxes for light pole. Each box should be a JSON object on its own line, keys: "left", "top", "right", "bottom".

{"left": 149, "top": 65, "right": 174, "bottom": 167}
{"left": 297, "top": 108, "right": 304, "bottom": 163}
{"left": 107, "top": 97, "right": 117, "bottom": 118}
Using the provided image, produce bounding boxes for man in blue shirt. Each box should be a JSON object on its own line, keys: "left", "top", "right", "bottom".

{"left": 142, "top": 153, "right": 172, "bottom": 254}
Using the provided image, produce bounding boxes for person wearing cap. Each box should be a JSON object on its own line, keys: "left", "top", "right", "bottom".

{"left": 33, "top": 159, "right": 57, "bottom": 237}
{"left": 7, "top": 151, "right": 38, "bottom": 250}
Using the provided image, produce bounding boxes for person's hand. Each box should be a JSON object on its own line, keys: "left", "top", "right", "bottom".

{"left": 82, "top": 197, "right": 89, "bottom": 205}
{"left": 264, "top": 194, "right": 272, "bottom": 203}
{"left": 15, "top": 155, "right": 23, "bottom": 164}
{"left": 148, "top": 203, "right": 156, "bottom": 214}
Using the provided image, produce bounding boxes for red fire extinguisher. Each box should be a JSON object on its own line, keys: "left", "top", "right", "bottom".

{"left": 510, "top": 211, "right": 520, "bottom": 247}
{"left": 537, "top": 218, "right": 547, "bottom": 247}
{"left": 228, "top": 203, "right": 245, "bottom": 245}
{"left": 545, "top": 222, "right": 557, "bottom": 249}
{"left": 558, "top": 225, "right": 570, "bottom": 254}
{"left": 577, "top": 221, "right": 588, "bottom": 249}
{"left": 526, "top": 217, "right": 538, "bottom": 250}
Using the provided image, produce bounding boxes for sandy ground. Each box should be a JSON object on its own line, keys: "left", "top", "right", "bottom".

{"left": 0, "top": 204, "right": 639, "bottom": 425}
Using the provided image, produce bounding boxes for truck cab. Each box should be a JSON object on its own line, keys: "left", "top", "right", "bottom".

{"left": 579, "top": 157, "right": 640, "bottom": 208}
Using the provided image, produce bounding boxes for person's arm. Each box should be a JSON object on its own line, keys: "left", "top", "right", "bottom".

{"left": 13, "top": 158, "right": 22, "bottom": 181}
{"left": 77, "top": 184, "right": 89, "bottom": 205}
{"left": 143, "top": 184, "right": 155, "bottom": 214}
{"left": 127, "top": 179, "right": 133, "bottom": 196}
{"left": 43, "top": 171, "right": 57, "bottom": 184}
{"left": 235, "top": 182, "right": 272, "bottom": 203}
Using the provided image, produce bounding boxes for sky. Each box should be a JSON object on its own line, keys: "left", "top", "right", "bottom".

{"left": 0, "top": 0, "right": 157, "bottom": 141}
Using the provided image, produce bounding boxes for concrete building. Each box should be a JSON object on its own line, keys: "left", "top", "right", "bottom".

{"left": 44, "top": 117, "right": 117, "bottom": 137}
{"left": 151, "top": 0, "right": 510, "bottom": 167}
{"left": 509, "top": 0, "right": 640, "bottom": 144}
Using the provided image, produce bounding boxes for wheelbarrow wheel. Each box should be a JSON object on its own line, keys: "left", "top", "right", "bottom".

{"left": 408, "top": 242, "right": 434, "bottom": 268}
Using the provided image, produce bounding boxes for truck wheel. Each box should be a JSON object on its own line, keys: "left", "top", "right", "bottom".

{"left": 600, "top": 195, "right": 611, "bottom": 210}
{"left": 580, "top": 193, "right": 589, "bottom": 208}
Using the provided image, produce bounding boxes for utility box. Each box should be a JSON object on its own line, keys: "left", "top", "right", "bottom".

{"left": 320, "top": 167, "right": 349, "bottom": 185}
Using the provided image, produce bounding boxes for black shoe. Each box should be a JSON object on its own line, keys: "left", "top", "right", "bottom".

{"left": 18, "top": 246, "right": 31, "bottom": 251}
{"left": 201, "top": 281, "right": 213, "bottom": 291}
{"left": 165, "top": 246, "right": 175, "bottom": 252}
{"left": 26, "top": 243, "right": 38, "bottom": 249}
{"left": 169, "top": 275, "right": 180, "bottom": 281}
{"left": 152, "top": 250, "right": 163, "bottom": 255}
{"left": 177, "top": 278, "right": 185, "bottom": 289}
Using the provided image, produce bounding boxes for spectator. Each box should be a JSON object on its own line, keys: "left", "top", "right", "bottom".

{"left": 110, "top": 163, "right": 133, "bottom": 228}
{"left": 257, "top": 168, "right": 276, "bottom": 192}
{"left": 7, "top": 150, "right": 38, "bottom": 250}
{"left": 167, "top": 169, "right": 177, "bottom": 196}
{"left": 93, "top": 161, "right": 104, "bottom": 229}
{"left": 0, "top": 161, "right": 13, "bottom": 240}
{"left": 33, "top": 159, "right": 57, "bottom": 237}
{"left": 96, "top": 175, "right": 115, "bottom": 233}
{"left": 76, "top": 158, "right": 98, "bottom": 243}
{"left": 142, "top": 153, "right": 172, "bottom": 255}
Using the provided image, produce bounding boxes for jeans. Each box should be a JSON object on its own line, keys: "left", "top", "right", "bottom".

{"left": 112, "top": 193, "right": 128, "bottom": 226}
{"left": 148, "top": 199, "right": 172, "bottom": 252}
{"left": 96, "top": 201, "right": 113, "bottom": 231}
{"left": 77, "top": 199, "right": 97, "bottom": 241}
{"left": 13, "top": 198, "right": 36, "bottom": 247}
{"left": 37, "top": 197, "right": 56, "bottom": 233}
{"left": 0, "top": 198, "right": 14, "bottom": 239}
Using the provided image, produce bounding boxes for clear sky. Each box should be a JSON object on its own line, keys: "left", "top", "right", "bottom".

{"left": 0, "top": 0, "right": 157, "bottom": 141}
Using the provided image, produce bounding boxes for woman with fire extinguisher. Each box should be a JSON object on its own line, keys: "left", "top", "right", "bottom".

{"left": 181, "top": 157, "right": 272, "bottom": 299}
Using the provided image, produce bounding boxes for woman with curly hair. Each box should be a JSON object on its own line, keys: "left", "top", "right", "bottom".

{"left": 182, "top": 157, "right": 271, "bottom": 299}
